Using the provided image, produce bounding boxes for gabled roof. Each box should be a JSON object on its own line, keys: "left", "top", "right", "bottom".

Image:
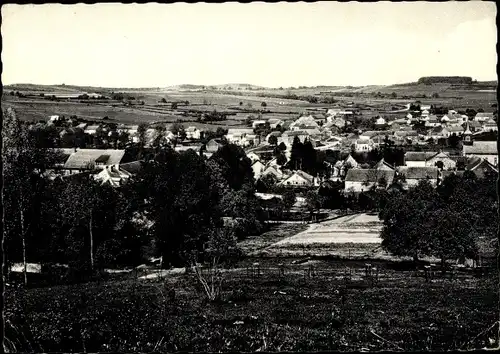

{"left": 345, "top": 169, "right": 395, "bottom": 183}
{"left": 63, "top": 149, "right": 125, "bottom": 169}
{"left": 404, "top": 151, "right": 439, "bottom": 161}
{"left": 374, "top": 158, "right": 394, "bottom": 170}
{"left": 463, "top": 141, "right": 497, "bottom": 155}
{"left": 475, "top": 112, "right": 494, "bottom": 119}
{"left": 467, "top": 157, "right": 498, "bottom": 172}
{"left": 397, "top": 166, "right": 439, "bottom": 179}
{"left": 119, "top": 160, "right": 144, "bottom": 174}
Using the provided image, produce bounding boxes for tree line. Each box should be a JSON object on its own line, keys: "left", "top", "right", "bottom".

{"left": 3, "top": 108, "right": 263, "bottom": 286}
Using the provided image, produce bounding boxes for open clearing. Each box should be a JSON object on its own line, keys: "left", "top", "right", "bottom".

{"left": 275, "top": 213, "right": 382, "bottom": 246}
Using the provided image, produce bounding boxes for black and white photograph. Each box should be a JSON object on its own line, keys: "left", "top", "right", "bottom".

{"left": 2, "top": 2, "right": 498, "bottom": 352}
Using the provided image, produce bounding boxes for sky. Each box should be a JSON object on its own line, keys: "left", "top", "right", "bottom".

{"left": 1, "top": 2, "right": 497, "bottom": 88}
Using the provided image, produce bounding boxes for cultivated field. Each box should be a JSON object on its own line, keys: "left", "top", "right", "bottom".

{"left": 3, "top": 81, "right": 496, "bottom": 127}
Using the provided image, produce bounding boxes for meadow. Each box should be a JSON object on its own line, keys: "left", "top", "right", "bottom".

{"left": 5, "top": 256, "right": 497, "bottom": 352}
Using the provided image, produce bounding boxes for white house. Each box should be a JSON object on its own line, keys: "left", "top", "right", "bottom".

{"left": 354, "top": 139, "right": 374, "bottom": 152}
{"left": 185, "top": 126, "right": 202, "bottom": 140}
{"left": 84, "top": 125, "right": 99, "bottom": 135}
{"left": 279, "top": 170, "right": 316, "bottom": 187}
{"left": 226, "top": 128, "right": 255, "bottom": 147}
{"left": 252, "top": 160, "right": 266, "bottom": 180}
{"left": 375, "top": 117, "right": 386, "bottom": 126}
{"left": 425, "top": 151, "right": 456, "bottom": 170}
{"left": 246, "top": 152, "right": 260, "bottom": 164}
{"left": 404, "top": 151, "right": 439, "bottom": 167}
{"left": 48, "top": 115, "right": 61, "bottom": 123}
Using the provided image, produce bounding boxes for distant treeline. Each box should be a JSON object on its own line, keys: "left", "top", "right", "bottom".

{"left": 418, "top": 76, "right": 473, "bottom": 85}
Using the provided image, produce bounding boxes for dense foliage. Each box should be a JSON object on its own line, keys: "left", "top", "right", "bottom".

{"left": 2, "top": 108, "right": 262, "bottom": 284}
{"left": 379, "top": 173, "right": 498, "bottom": 265}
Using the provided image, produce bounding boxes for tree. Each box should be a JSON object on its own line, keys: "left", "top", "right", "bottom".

{"left": 282, "top": 190, "right": 296, "bottom": 218}
{"left": 268, "top": 134, "right": 278, "bottom": 145}
{"left": 135, "top": 150, "right": 224, "bottom": 267}
{"left": 59, "top": 177, "right": 107, "bottom": 274}
{"left": 211, "top": 144, "right": 254, "bottom": 190}
{"left": 379, "top": 180, "right": 439, "bottom": 262}
{"left": 3, "top": 108, "right": 62, "bottom": 286}
{"left": 305, "top": 191, "right": 322, "bottom": 221}
{"left": 170, "top": 122, "right": 186, "bottom": 141}
{"left": 171, "top": 102, "right": 178, "bottom": 109}
{"left": 261, "top": 101, "right": 267, "bottom": 107}
{"left": 160, "top": 98, "right": 167, "bottom": 103}
{"left": 279, "top": 142, "right": 287, "bottom": 151}
{"left": 137, "top": 123, "right": 147, "bottom": 147}
{"left": 432, "top": 93, "right": 439, "bottom": 98}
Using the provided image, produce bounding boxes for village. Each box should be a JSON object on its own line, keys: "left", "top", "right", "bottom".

{"left": 39, "top": 101, "right": 498, "bottom": 193}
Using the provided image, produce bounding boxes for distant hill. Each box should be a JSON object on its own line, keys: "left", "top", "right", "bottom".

{"left": 417, "top": 76, "right": 473, "bottom": 85}
{"left": 4, "top": 79, "right": 496, "bottom": 95}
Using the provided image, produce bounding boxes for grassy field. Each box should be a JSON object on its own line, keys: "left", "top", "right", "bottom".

{"left": 5, "top": 258, "right": 498, "bottom": 352}
{"left": 4, "top": 81, "right": 496, "bottom": 126}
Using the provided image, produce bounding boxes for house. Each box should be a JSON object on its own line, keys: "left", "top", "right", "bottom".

{"left": 425, "top": 115, "right": 441, "bottom": 128}
{"left": 482, "top": 119, "right": 498, "bottom": 132}
{"left": 375, "top": 117, "right": 386, "bottom": 126}
{"left": 252, "top": 160, "right": 266, "bottom": 180}
{"left": 425, "top": 151, "right": 456, "bottom": 170}
{"left": 344, "top": 169, "right": 395, "bottom": 193}
{"left": 252, "top": 120, "right": 267, "bottom": 129}
{"left": 331, "top": 117, "right": 347, "bottom": 129}
{"left": 185, "top": 126, "right": 202, "bottom": 140}
{"left": 428, "top": 126, "right": 450, "bottom": 140}
{"left": 279, "top": 170, "right": 316, "bottom": 187}
{"left": 206, "top": 138, "right": 223, "bottom": 153}
{"left": 268, "top": 118, "right": 284, "bottom": 130}
{"left": 421, "top": 109, "right": 430, "bottom": 117}
{"left": 463, "top": 141, "right": 498, "bottom": 166}
{"left": 475, "top": 112, "right": 494, "bottom": 122}
{"left": 446, "top": 125, "right": 465, "bottom": 136}
{"left": 246, "top": 151, "right": 260, "bottom": 164}
{"left": 404, "top": 151, "right": 439, "bottom": 167}
{"left": 290, "top": 115, "right": 320, "bottom": 131}
{"left": 396, "top": 166, "right": 440, "bottom": 188}
{"left": 226, "top": 128, "right": 255, "bottom": 147}
{"left": 48, "top": 115, "right": 61, "bottom": 123}
{"left": 465, "top": 158, "right": 498, "bottom": 178}
{"left": 93, "top": 164, "right": 133, "bottom": 187}
{"left": 327, "top": 108, "right": 342, "bottom": 117}
{"left": 374, "top": 158, "right": 394, "bottom": 171}
{"left": 394, "top": 130, "right": 419, "bottom": 143}
{"left": 354, "top": 139, "right": 374, "bottom": 152}
{"left": 467, "top": 120, "right": 482, "bottom": 132}
{"left": 84, "top": 125, "right": 100, "bottom": 135}
{"left": 261, "top": 165, "right": 284, "bottom": 180}
{"left": 62, "top": 149, "right": 126, "bottom": 174}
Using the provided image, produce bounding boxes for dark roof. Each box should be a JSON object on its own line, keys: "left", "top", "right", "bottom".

{"left": 95, "top": 154, "right": 111, "bottom": 163}
{"left": 119, "top": 160, "right": 144, "bottom": 174}
{"left": 397, "top": 166, "right": 439, "bottom": 179}
{"left": 345, "top": 169, "right": 395, "bottom": 183}
{"left": 404, "top": 151, "right": 438, "bottom": 161}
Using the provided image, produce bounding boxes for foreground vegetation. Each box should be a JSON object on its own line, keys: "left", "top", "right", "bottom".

{"left": 5, "top": 258, "right": 497, "bottom": 352}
